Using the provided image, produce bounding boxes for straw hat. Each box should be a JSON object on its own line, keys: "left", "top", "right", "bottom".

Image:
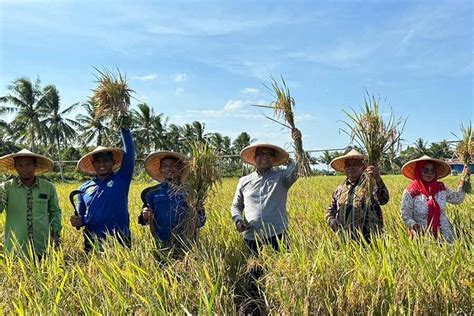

{"left": 401, "top": 155, "right": 451, "bottom": 180}
{"left": 330, "top": 149, "right": 366, "bottom": 172}
{"left": 240, "top": 143, "right": 289, "bottom": 166}
{"left": 144, "top": 151, "right": 188, "bottom": 182}
{"left": 0, "top": 149, "right": 54, "bottom": 175}
{"left": 77, "top": 146, "right": 124, "bottom": 175}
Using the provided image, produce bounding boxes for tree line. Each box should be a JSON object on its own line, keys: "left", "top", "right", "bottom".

{"left": 0, "top": 76, "right": 457, "bottom": 180}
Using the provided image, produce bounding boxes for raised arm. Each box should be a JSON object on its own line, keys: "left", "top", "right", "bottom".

{"left": 445, "top": 186, "right": 465, "bottom": 205}
{"left": 282, "top": 160, "right": 298, "bottom": 188}
{"left": 117, "top": 128, "right": 135, "bottom": 181}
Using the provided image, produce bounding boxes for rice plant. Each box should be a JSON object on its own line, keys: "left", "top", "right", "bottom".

{"left": 254, "top": 76, "right": 312, "bottom": 177}
{"left": 341, "top": 92, "right": 405, "bottom": 207}
{"left": 452, "top": 121, "right": 472, "bottom": 193}
{"left": 0, "top": 176, "right": 471, "bottom": 314}
{"left": 91, "top": 67, "right": 134, "bottom": 130}
{"left": 182, "top": 141, "right": 222, "bottom": 242}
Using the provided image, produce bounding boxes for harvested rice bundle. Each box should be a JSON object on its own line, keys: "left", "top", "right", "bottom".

{"left": 453, "top": 121, "right": 472, "bottom": 193}
{"left": 92, "top": 67, "right": 134, "bottom": 129}
{"left": 255, "top": 76, "right": 311, "bottom": 177}
{"left": 342, "top": 93, "right": 405, "bottom": 204}
{"left": 182, "top": 141, "right": 221, "bottom": 241}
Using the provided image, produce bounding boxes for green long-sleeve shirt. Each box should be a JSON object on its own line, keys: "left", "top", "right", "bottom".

{"left": 0, "top": 177, "right": 62, "bottom": 254}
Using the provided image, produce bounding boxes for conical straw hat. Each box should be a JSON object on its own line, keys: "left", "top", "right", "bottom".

{"left": 240, "top": 143, "right": 289, "bottom": 166}
{"left": 401, "top": 155, "right": 451, "bottom": 180}
{"left": 330, "top": 149, "right": 366, "bottom": 172}
{"left": 144, "top": 151, "right": 188, "bottom": 182}
{"left": 0, "top": 149, "right": 54, "bottom": 175}
{"left": 77, "top": 146, "right": 124, "bottom": 175}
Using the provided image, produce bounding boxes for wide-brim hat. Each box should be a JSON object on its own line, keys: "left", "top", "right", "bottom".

{"left": 401, "top": 155, "right": 451, "bottom": 180}
{"left": 77, "top": 146, "right": 124, "bottom": 175}
{"left": 330, "top": 149, "right": 366, "bottom": 172}
{"left": 240, "top": 143, "right": 289, "bottom": 166}
{"left": 144, "top": 151, "right": 188, "bottom": 182}
{"left": 0, "top": 149, "right": 54, "bottom": 175}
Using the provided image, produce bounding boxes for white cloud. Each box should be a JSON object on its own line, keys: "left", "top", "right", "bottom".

{"left": 132, "top": 74, "right": 157, "bottom": 81}
{"left": 175, "top": 87, "right": 185, "bottom": 95}
{"left": 240, "top": 88, "right": 260, "bottom": 95}
{"left": 224, "top": 99, "right": 245, "bottom": 111}
{"left": 173, "top": 73, "right": 187, "bottom": 82}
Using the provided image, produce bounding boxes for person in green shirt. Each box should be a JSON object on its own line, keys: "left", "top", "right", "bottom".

{"left": 0, "top": 149, "right": 62, "bottom": 256}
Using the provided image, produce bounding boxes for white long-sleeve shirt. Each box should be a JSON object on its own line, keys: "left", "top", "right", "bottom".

{"left": 230, "top": 162, "right": 298, "bottom": 240}
{"left": 400, "top": 186, "right": 465, "bottom": 243}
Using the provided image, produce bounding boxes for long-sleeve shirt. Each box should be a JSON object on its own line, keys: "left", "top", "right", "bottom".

{"left": 326, "top": 177, "right": 389, "bottom": 240}
{"left": 0, "top": 177, "right": 62, "bottom": 254}
{"left": 230, "top": 162, "right": 298, "bottom": 240}
{"left": 77, "top": 128, "right": 135, "bottom": 239}
{"left": 400, "top": 186, "right": 465, "bottom": 243}
{"left": 138, "top": 182, "right": 206, "bottom": 242}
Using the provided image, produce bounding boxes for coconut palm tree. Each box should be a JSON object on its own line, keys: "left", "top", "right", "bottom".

{"left": 76, "top": 99, "right": 110, "bottom": 147}
{"left": 132, "top": 103, "right": 167, "bottom": 155}
{"left": 0, "top": 77, "right": 49, "bottom": 151}
{"left": 413, "top": 138, "right": 429, "bottom": 157}
{"left": 232, "top": 132, "right": 254, "bottom": 154}
{"left": 318, "top": 150, "right": 334, "bottom": 172}
{"left": 165, "top": 124, "right": 183, "bottom": 152}
{"left": 206, "top": 132, "right": 232, "bottom": 155}
{"left": 41, "top": 85, "right": 81, "bottom": 181}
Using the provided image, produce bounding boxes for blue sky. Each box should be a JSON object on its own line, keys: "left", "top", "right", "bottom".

{"left": 0, "top": 0, "right": 472, "bottom": 153}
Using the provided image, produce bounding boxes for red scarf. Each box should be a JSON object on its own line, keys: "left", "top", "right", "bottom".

{"left": 406, "top": 161, "right": 445, "bottom": 237}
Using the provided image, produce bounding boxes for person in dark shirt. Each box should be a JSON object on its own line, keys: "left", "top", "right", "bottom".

{"left": 326, "top": 149, "right": 389, "bottom": 243}
{"left": 70, "top": 128, "right": 135, "bottom": 252}
{"left": 138, "top": 151, "right": 205, "bottom": 256}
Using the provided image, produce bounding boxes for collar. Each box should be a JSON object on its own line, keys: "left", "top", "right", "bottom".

{"left": 15, "top": 177, "right": 39, "bottom": 188}
{"left": 345, "top": 175, "right": 364, "bottom": 187}
{"left": 256, "top": 168, "right": 273, "bottom": 177}
{"left": 93, "top": 173, "right": 115, "bottom": 183}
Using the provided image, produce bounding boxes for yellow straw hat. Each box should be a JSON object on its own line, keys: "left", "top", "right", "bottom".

{"left": 401, "top": 155, "right": 451, "bottom": 180}
{"left": 0, "top": 149, "right": 54, "bottom": 175}
{"left": 240, "top": 143, "right": 289, "bottom": 166}
{"left": 330, "top": 149, "right": 366, "bottom": 172}
{"left": 144, "top": 151, "right": 188, "bottom": 182}
{"left": 77, "top": 146, "right": 124, "bottom": 175}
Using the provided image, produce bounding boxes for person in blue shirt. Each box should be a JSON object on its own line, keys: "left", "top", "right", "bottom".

{"left": 70, "top": 128, "right": 135, "bottom": 253}
{"left": 138, "top": 151, "right": 205, "bottom": 253}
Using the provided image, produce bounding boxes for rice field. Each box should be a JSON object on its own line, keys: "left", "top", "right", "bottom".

{"left": 0, "top": 175, "right": 472, "bottom": 314}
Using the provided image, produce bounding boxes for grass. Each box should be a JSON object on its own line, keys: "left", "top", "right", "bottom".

{"left": 0, "top": 175, "right": 472, "bottom": 314}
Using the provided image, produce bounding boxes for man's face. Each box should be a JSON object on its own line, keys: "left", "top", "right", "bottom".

{"left": 254, "top": 147, "right": 276, "bottom": 170}
{"left": 421, "top": 162, "right": 436, "bottom": 182}
{"left": 160, "top": 158, "right": 180, "bottom": 181}
{"left": 344, "top": 158, "right": 364, "bottom": 182}
{"left": 92, "top": 154, "right": 114, "bottom": 177}
{"left": 14, "top": 157, "right": 37, "bottom": 180}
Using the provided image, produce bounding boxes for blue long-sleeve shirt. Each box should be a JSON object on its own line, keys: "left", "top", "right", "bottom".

{"left": 138, "top": 182, "right": 206, "bottom": 242}
{"left": 77, "top": 128, "right": 135, "bottom": 239}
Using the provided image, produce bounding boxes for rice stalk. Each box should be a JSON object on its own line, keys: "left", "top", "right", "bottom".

{"left": 182, "top": 141, "right": 222, "bottom": 242}
{"left": 341, "top": 92, "right": 405, "bottom": 209}
{"left": 257, "top": 75, "right": 311, "bottom": 177}
{"left": 453, "top": 121, "right": 472, "bottom": 193}
{"left": 91, "top": 67, "right": 134, "bottom": 130}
